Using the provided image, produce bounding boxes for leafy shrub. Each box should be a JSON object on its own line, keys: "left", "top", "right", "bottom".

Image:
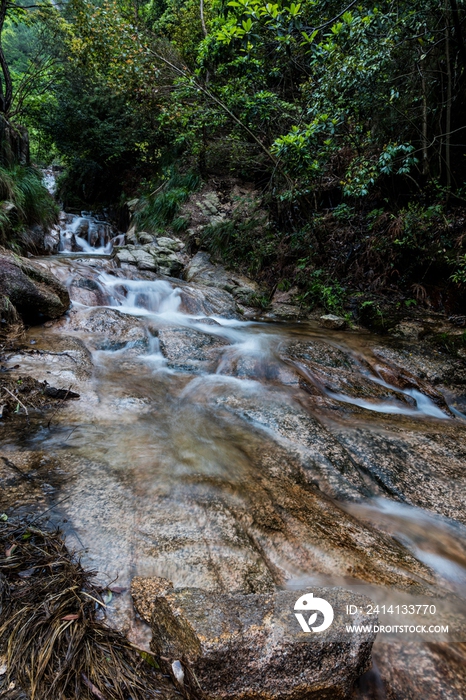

{"left": 451, "top": 255, "right": 466, "bottom": 285}
{"left": 296, "top": 268, "right": 345, "bottom": 313}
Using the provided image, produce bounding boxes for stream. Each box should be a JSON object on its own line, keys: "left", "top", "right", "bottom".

{"left": 2, "top": 179, "right": 466, "bottom": 698}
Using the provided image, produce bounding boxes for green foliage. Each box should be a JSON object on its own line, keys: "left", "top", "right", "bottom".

{"left": 391, "top": 203, "right": 446, "bottom": 251}
{"left": 2, "top": 0, "right": 466, "bottom": 313}
{"left": 357, "top": 298, "right": 395, "bottom": 333}
{"left": 0, "top": 164, "right": 57, "bottom": 244}
{"left": 343, "top": 144, "right": 418, "bottom": 198}
{"left": 295, "top": 268, "right": 345, "bottom": 313}
{"left": 451, "top": 255, "right": 466, "bottom": 285}
{"left": 213, "top": 0, "right": 429, "bottom": 193}
{"left": 134, "top": 171, "right": 201, "bottom": 231}
{"left": 201, "top": 214, "right": 272, "bottom": 275}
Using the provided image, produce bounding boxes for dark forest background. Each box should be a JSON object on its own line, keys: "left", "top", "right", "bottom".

{"left": 2, "top": 0, "right": 466, "bottom": 321}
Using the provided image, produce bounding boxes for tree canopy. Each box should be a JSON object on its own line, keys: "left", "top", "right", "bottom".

{"left": 3, "top": 0, "right": 466, "bottom": 304}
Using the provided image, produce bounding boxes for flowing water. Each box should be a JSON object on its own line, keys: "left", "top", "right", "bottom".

{"left": 42, "top": 167, "right": 122, "bottom": 255}
{"left": 2, "top": 193, "right": 466, "bottom": 695}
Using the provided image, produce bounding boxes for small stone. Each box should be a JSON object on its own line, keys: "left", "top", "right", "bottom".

{"left": 319, "top": 314, "right": 347, "bottom": 330}
{"left": 157, "top": 236, "right": 184, "bottom": 252}
{"left": 151, "top": 249, "right": 184, "bottom": 276}
{"left": 131, "top": 249, "right": 158, "bottom": 271}
{"left": 171, "top": 660, "right": 184, "bottom": 686}
{"left": 265, "top": 303, "right": 303, "bottom": 320}
{"left": 391, "top": 321, "right": 421, "bottom": 340}
{"left": 115, "top": 249, "right": 136, "bottom": 265}
{"left": 137, "top": 232, "right": 155, "bottom": 245}
{"left": 0, "top": 656, "right": 7, "bottom": 675}
{"left": 2, "top": 200, "right": 16, "bottom": 213}
{"left": 125, "top": 224, "right": 138, "bottom": 245}
{"left": 209, "top": 214, "right": 226, "bottom": 225}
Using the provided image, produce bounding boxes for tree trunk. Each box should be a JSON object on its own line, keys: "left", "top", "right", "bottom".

{"left": 445, "top": 2, "right": 452, "bottom": 195}
{"left": 0, "top": 0, "right": 12, "bottom": 116}
{"left": 450, "top": 0, "right": 466, "bottom": 69}
{"left": 420, "top": 63, "right": 428, "bottom": 176}
{"left": 200, "top": 0, "right": 207, "bottom": 37}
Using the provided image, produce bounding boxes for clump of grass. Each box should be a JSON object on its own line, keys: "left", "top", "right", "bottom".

{"left": 171, "top": 216, "right": 189, "bottom": 233}
{"left": 0, "top": 165, "right": 58, "bottom": 246}
{"left": 134, "top": 171, "right": 200, "bottom": 232}
{"left": 0, "top": 521, "right": 172, "bottom": 700}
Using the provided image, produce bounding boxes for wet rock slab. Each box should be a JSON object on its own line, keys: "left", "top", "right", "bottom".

{"left": 366, "top": 639, "right": 466, "bottom": 700}
{"left": 185, "top": 251, "right": 259, "bottom": 303}
{"left": 158, "top": 325, "right": 227, "bottom": 372}
{"left": 61, "top": 306, "right": 150, "bottom": 352}
{"left": 132, "top": 581, "right": 376, "bottom": 700}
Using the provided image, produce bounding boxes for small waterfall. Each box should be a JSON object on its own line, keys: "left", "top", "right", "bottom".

{"left": 59, "top": 213, "right": 116, "bottom": 254}
{"left": 99, "top": 275, "right": 183, "bottom": 315}
{"left": 42, "top": 167, "right": 122, "bottom": 255}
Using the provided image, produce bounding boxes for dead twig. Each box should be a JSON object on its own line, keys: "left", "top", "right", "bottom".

{"left": 82, "top": 673, "right": 107, "bottom": 700}
{"left": 1, "top": 387, "right": 28, "bottom": 415}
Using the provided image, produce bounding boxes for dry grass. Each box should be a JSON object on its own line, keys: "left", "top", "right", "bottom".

{"left": 0, "top": 521, "right": 175, "bottom": 700}
{"left": 0, "top": 375, "right": 80, "bottom": 419}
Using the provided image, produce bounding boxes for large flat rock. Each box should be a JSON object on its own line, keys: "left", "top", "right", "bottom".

{"left": 132, "top": 581, "right": 376, "bottom": 700}
{"left": 185, "top": 251, "right": 258, "bottom": 301}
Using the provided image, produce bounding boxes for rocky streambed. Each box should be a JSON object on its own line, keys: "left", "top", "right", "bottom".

{"left": 1, "top": 224, "right": 466, "bottom": 699}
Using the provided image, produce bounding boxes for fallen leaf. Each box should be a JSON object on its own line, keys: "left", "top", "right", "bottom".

{"left": 138, "top": 650, "right": 159, "bottom": 669}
